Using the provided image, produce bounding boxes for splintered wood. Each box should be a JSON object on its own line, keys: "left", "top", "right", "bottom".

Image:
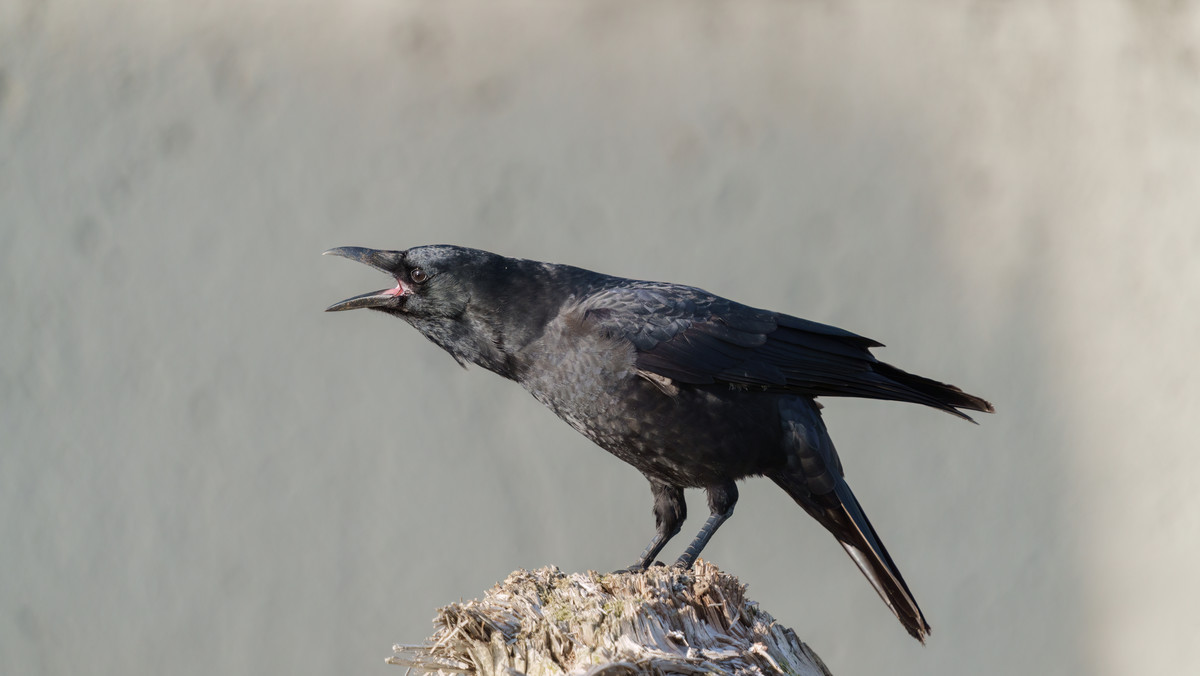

{"left": 388, "top": 560, "right": 832, "bottom": 676}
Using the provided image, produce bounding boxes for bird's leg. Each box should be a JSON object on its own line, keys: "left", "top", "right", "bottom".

{"left": 619, "top": 481, "right": 686, "bottom": 573}
{"left": 674, "top": 481, "right": 738, "bottom": 569}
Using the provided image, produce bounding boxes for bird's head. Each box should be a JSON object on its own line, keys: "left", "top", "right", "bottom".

{"left": 323, "top": 245, "right": 488, "bottom": 320}
{"left": 324, "top": 245, "right": 565, "bottom": 377}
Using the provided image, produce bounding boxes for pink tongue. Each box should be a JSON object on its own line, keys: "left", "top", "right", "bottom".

{"left": 384, "top": 280, "right": 409, "bottom": 297}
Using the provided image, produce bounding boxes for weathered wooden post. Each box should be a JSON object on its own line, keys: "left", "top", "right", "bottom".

{"left": 389, "top": 560, "right": 833, "bottom": 675}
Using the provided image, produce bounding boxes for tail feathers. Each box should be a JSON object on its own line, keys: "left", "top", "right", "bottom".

{"left": 773, "top": 472, "right": 931, "bottom": 642}
{"left": 871, "top": 361, "right": 994, "bottom": 423}
{"left": 832, "top": 482, "right": 930, "bottom": 642}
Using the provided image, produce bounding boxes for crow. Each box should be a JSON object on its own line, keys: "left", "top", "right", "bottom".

{"left": 324, "top": 245, "right": 992, "bottom": 642}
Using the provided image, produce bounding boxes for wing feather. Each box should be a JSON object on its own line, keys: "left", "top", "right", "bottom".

{"left": 576, "top": 284, "right": 991, "bottom": 418}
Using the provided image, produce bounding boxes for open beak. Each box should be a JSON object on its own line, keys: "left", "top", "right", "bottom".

{"left": 323, "top": 247, "right": 409, "bottom": 312}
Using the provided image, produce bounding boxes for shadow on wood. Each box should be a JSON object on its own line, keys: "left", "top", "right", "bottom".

{"left": 389, "top": 560, "right": 833, "bottom": 675}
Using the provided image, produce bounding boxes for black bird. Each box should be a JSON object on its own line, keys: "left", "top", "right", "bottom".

{"left": 324, "top": 245, "right": 992, "bottom": 642}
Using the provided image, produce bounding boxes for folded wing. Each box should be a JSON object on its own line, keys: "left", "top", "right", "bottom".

{"left": 578, "top": 284, "right": 993, "bottom": 420}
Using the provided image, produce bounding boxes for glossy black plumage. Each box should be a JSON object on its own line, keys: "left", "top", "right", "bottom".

{"left": 324, "top": 245, "right": 993, "bottom": 642}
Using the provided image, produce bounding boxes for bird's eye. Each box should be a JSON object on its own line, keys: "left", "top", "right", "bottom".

{"left": 410, "top": 268, "right": 429, "bottom": 284}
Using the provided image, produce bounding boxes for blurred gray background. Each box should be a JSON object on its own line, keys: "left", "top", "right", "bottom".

{"left": 3, "top": 1, "right": 1198, "bottom": 675}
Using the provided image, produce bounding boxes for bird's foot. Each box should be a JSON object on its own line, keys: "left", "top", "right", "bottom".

{"left": 611, "top": 560, "right": 667, "bottom": 575}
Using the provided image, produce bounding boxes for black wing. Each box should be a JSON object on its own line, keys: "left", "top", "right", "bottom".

{"left": 578, "top": 284, "right": 993, "bottom": 420}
